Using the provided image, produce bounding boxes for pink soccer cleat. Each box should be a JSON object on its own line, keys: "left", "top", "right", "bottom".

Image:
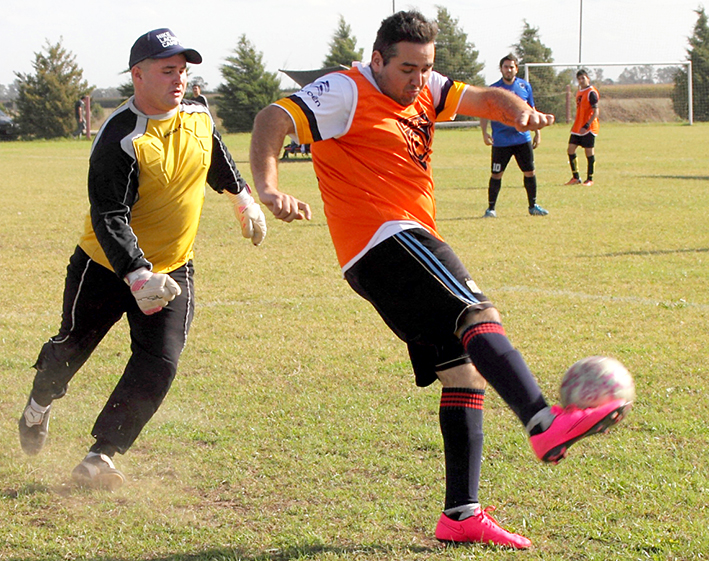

{"left": 564, "top": 177, "right": 582, "bottom": 185}
{"left": 435, "top": 507, "right": 532, "bottom": 549}
{"left": 530, "top": 399, "right": 631, "bottom": 463}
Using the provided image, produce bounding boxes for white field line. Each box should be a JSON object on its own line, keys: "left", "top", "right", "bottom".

{"left": 4, "top": 287, "right": 707, "bottom": 322}
{"left": 491, "top": 286, "right": 709, "bottom": 311}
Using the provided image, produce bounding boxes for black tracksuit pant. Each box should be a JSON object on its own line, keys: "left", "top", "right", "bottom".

{"left": 31, "top": 246, "right": 194, "bottom": 454}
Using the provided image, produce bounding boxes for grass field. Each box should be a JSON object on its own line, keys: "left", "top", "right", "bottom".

{"left": 1, "top": 122, "right": 708, "bottom": 561}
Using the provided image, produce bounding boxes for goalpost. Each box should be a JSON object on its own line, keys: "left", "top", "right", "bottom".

{"left": 523, "top": 61, "right": 693, "bottom": 125}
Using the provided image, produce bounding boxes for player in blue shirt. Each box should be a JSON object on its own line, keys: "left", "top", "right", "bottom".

{"left": 480, "top": 55, "right": 548, "bottom": 217}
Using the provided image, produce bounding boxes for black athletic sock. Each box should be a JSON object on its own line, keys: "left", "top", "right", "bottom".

{"left": 586, "top": 155, "right": 595, "bottom": 180}
{"left": 523, "top": 175, "right": 537, "bottom": 207}
{"left": 488, "top": 178, "right": 502, "bottom": 210}
{"left": 461, "top": 322, "right": 548, "bottom": 426}
{"left": 440, "top": 387, "right": 484, "bottom": 510}
{"left": 569, "top": 153, "right": 580, "bottom": 179}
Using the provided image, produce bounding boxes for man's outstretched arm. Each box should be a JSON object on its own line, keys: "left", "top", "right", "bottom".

{"left": 250, "top": 105, "right": 312, "bottom": 223}
{"left": 458, "top": 85, "right": 555, "bottom": 132}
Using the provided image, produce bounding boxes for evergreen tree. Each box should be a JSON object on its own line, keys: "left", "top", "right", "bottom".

{"left": 673, "top": 7, "right": 709, "bottom": 121}
{"left": 218, "top": 35, "right": 281, "bottom": 133}
{"left": 117, "top": 80, "right": 134, "bottom": 99}
{"left": 14, "top": 38, "right": 91, "bottom": 138}
{"left": 433, "top": 6, "right": 484, "bottom": 86}
{"left": 323, "top": 16, "right": 363, "bottom": 68}
{"left": 513, "top": 21, "right": 571, "bottom": 118}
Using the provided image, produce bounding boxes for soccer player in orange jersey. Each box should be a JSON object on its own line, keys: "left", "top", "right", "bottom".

{"left": 250, "top": 11, "right": 629, "bottom": 549}
{"left": 566, "top": 69, "right": 600, "bottom": 186}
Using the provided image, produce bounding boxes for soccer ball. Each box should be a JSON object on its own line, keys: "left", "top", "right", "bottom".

{"left": 560, "top": 356, "right": 635, "bottom": 409}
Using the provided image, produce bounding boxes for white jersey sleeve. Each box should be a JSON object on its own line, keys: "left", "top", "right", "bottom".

{"left": 274, "top": 72, "right": 358, "bottom": 144}
{"left": 427, "top": 70, "right": 468, "bottom": 120}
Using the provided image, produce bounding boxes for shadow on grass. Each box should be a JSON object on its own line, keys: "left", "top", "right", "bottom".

{"left": 173, "top": 543, "right": 434, "bottom": 561}
{"left": 1, "top": 483, "right": 51, "bottom": 498}
{"left": 641, "top": 174, "right": 709, "bottom": 181}
{"left": 586, "top": 247, "right": 709, "bottom": 258}
{"left": 0, "top": 543, "right": 438, "bottom": 561}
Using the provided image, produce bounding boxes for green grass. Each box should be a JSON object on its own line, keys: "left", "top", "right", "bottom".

{"left": 1, "top": 122, "right": 708, "bottom": 560}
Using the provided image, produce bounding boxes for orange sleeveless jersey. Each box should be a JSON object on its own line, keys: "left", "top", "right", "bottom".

{"left": 572, "top": 85, "right": 600, "bottom": 135}
{"left": 274, "top": 67, "right": 466, "bottom": 267}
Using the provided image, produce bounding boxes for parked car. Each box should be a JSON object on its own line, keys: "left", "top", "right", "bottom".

{"left": 0, "top": 109, "right": 18, "bottom": 139}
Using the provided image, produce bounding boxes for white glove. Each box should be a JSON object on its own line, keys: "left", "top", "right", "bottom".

{"left": 124, "top": 267, "right": 181, "bottom": 315}
{"left": 227, "top": 190, "right": 267, "bottom": 246}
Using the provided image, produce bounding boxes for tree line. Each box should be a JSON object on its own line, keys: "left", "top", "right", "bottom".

{"left": 4, "top": 6, "right": 709, "bottom": 138}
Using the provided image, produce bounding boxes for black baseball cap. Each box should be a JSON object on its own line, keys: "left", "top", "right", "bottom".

{"left": 129, "top": 28, "right": 202, "bottom": 69}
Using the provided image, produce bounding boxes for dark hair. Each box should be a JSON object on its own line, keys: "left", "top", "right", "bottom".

{"left": 499, "top": 54, "right": 519, "bottom": 68}
{"left": 372, "top": 10, "right": 438, "bottom": 65}
{"left": 576, "top": 68, "right": 589, "bottom": 78}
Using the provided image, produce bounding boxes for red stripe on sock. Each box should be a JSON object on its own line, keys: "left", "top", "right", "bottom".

{"left": 441, "top": 397, "right": 485, "bottom": 407}
{"left": 441, "top": 394, "right": 485, "bottom": 405}
{"left": 440, "top": 398, "right": 485, "bottom": 410}
{"left": 440, "top": 391, "right": 485, "bottom": 410}
{"left": 461, "top": 322, "right": 506, "bottom": 348}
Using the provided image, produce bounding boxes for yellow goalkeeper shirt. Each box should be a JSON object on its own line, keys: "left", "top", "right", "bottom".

{"left": 78, "top": 98, "right": 247, "bottom": 277}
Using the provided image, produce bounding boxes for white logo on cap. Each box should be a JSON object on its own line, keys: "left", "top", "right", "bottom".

{"left": 156, "top": 31, "right": 180, "bottom": 48}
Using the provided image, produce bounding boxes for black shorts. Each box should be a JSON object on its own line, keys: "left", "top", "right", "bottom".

{"left": 491, "top": 141, "right": 535, "bottom": 174}
{"left": 569, "top": 133, "right": 596, "bottom": 148}
{"left": 344, "top": 228, "right": 492, "bottom": 387}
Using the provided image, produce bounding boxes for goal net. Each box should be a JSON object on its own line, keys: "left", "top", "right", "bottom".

{"left": 523, "top": 62, "right": 693, "bottom": 125}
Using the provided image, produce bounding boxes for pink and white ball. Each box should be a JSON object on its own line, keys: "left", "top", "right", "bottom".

{"left": 560, "top": 356, "right": 635, "bottom": 409}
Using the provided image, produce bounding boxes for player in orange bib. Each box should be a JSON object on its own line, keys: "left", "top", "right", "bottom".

{"left": 250, "top": 11, "right": 630, "bottom": 549}
{"left": 565, "top": 69, "right": 600, "bottom": 186}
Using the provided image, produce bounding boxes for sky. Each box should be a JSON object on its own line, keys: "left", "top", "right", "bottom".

{"left": 2, "top": 0, "right": 704, "bottom": 91}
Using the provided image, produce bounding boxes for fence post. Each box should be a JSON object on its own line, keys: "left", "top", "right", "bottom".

{"left": 84, "top": 96, "right": 91, "bottom": 140}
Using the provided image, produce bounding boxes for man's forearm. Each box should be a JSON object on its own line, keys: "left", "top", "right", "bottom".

{"left": 459, "top": 85, "right": 552, "bottom": 130}
{"left": 249, "top": 105, "right": 293, "bottom": 199}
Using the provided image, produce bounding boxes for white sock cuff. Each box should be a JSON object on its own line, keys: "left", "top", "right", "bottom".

{"left": 29, "top": 398, "right": 50, "bottom": 413}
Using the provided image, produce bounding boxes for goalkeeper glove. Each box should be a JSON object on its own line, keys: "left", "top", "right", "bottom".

{"left": 124, "top": 267, "right": 181, "bottom": 315}
{"left": 227, "top": 189, "right": 267, "bottom": 246}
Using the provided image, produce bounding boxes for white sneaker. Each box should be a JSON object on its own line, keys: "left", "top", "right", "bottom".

{"left": 18, "top": 397, "right": 51, "bottom": 456}
{"left": 71, "top": 453, "right": 125, "bottom": 491}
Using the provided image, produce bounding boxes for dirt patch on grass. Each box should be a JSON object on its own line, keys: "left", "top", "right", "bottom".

{"left": 601, "top": 98, "right": 681, "bottom": 123}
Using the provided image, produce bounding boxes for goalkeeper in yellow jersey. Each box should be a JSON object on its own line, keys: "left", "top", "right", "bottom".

{"left": 18, "top": 28, "right": 267, "bottom": 490}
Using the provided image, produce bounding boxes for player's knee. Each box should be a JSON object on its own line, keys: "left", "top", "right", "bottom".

{"left": 124, "top": 347, "right": 181, "bottom": 408}
{"left": 34, "top": 339, "right": 81, "bottom": 377}
{"left": 436, "top": 362, "right": 487, "bottom": 390}
{"left": 31, "top": 342, "right": 74, "bottom": 402}
{"left": 456, "top": 306, "right": 502, "bottom": 337}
